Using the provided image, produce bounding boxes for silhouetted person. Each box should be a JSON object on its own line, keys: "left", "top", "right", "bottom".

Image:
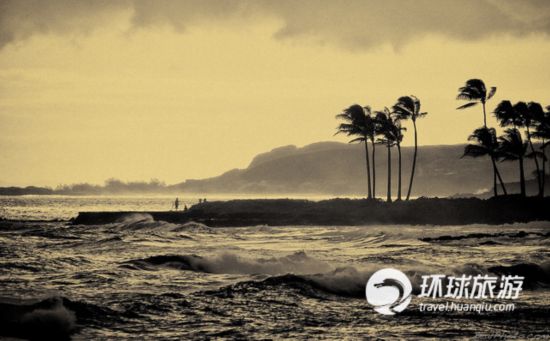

{"left": 203, "top": 198, "right": 207, "bottom": 203}
{"left": 184, "top": 205, "right": 188, "bottom": 212}
{"left": 174, "top": 198, "right": 179, "bottom": 211}
{"left": 198, "top": 199, "right": 202, "bottom": 204}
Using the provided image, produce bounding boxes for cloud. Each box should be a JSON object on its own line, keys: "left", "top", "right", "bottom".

{"left": 1, "top": 0, "right": 549, "bottom": 50}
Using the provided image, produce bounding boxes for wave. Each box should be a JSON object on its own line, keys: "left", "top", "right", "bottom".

{"left": 206, "top": 268, "right": 369, "bottom": 299}
{"left": 421, "top": 230, "right": 550, "bottom": 243}
{"left": 125, "top": 252, "right": 550, "bottom": 298}
{"left": 125, "top": 251, "right": 550, "bottom": 285}
{"left": 113, "top": 213, "right": 173, "bottom": 231}
{"left": 488, "top": 262, "right": 550, "bottom": 289}
{"left": 205, "top": 262, "right": 550, "bottom": 301}
{"left": 123, "top": 254, "right": 210, "bottom": 271}
{"left": 124, "top": 250, "right": 550, "bottom": 299}
{"left": 0, "top": 296, "right": 76, "bottom": 340}
{"left": 123, "top": 251, "right": 334, "bottom": 274}
{"left": 125, "top": 252, "right": 391, "bottom": 298}
{"left": 123, "top": 251, "right": 333, "bottom": 275}
{"left": 169, "top": 221, "right": 213, "bottom": 233}
{"left": 110, "top": 214, "right": 213, "bottom": 236}
{"left": 0, "top": 295, "right": 133, "bottom": 340}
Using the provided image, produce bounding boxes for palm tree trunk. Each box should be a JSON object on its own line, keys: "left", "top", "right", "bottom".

{"left": 371, "top": 139, "right": 376, "bottom": 199}
{"left": 482, "top": 101, "right": 487, "bottom": 128}
{"left": 364, "top": 139, "right": 372, "bottom": 199}
{"left": 492, "top": 160, "right": 497, "bottom": 197}
{"left": 495, "top": 161, "right": 508, "bottom": 196}
{"left": 542, "top": 155, "right": 546, "bottom": 197}
{"left": 491, "top": 156, "right": 507, "bottom": 196}
{"left": 406, "top": 121, "right": 418, "bottom": 200}
{"left": 519, "top": 156, "right": 526, "bottom": 197}
{"left": 526, "top": 126, "right": 542, "bottom": 196}
{"left": 397, "top": 143, "right": 402, "bottom": 201}
{"left": 387, "top": 143, "right": 392, "bottom": 203}
{"left": 542, "top": 142, "right": 547, "bottom": 197}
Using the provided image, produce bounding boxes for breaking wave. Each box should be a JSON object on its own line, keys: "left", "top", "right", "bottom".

{"left": 124, "top": 251, "right": 550, "bottom": 298}
{"left": 123, "top": 251, "right": 333, "bottom": 275}
{"left": 206, "top": 268, "right": 370, "bottom": 299}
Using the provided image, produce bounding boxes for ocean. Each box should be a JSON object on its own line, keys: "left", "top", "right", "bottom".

{"left": 0, "top": 196, "right": 549, "bottom": 339}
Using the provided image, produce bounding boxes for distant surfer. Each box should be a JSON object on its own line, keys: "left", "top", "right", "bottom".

{"left": 174, "top": 198, "right": 180, "bottom": 211}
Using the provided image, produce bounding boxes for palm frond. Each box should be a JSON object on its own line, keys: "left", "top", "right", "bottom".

{"left": 392, "top": 95, "right": 426, "bottom": 121}
{"left": 498, "top": 128, "right": 528, "bottom": 160}
{"left": 486, "top": 87, "right": 497, "bottom": 100}
{"left": 493, "top": 100, "right": 518, "bottom": 127}
{"left": 456, "top": 93, "right": 477, "bottom": 101}
{"left": 348, "top": 137, "right": 365, "bottom": 143}
{"left": 462, "top": 144, "right": 488, "bottom": 158}
{"left": 457, "top": 79, "right": 487, "bottom": 102}
{"left": 514, "top": 102, "right": 530, "bottom": 124}
{"left": 363, "top": 105, "right": 372, "bottom": 116}
{"left": 456, "top": 102, "right": 478, "bottom": 110}
{"left": 335, "top": 104, "right": 369, "bottom": 139}
{"left": 528, "top": 101, "right": 545, "bottom": 122}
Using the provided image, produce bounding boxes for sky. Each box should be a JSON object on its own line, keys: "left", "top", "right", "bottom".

{"left": 1, "top": 0, "right": 550, "bottom": 186}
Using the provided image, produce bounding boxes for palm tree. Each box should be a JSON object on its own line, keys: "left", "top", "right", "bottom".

{"left": 532, "top": 105, "right": 550, "bottom": 196}
{"left": 456, "top": 79, "right": 497, "bottom": 128}
{"left": 498, "top": 128, "right": 528, "bottom": 197}
{"left": 363, "top": 106, "right": 379, "bottom": 200}
{"left": 494, "top": 101, "right": 543, "bottom": 196}
{"left": 527, "top": 102, "right": 545, "bottom": 196}
{"left": 390, "top": 117, "right": 405, "bottom": 201}
{"left": 456, "top": 79, "right": 499, "bottom": 196}
{"left": 375, "top": 108, "right": 399, "bottom": 202}
{"left": 335, "top": 104, "right": 373, "bottom": 199}
{"left": 462, "top": 127, "right": 507, "bottom": 196}
{"left": 392, "top": 95, "right": 427, "bottom": 200}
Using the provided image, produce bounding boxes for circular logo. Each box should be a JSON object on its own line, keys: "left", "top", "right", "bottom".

{"left": 366, "top": 268, "right": 412, "bottom": 315}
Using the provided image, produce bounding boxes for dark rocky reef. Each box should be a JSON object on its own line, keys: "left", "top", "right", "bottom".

{"left": 72, "top": 196, "right": 550, "bottom": 226}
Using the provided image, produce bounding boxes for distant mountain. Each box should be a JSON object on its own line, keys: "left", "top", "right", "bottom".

{"left": 172, "top": 141, "right": 542, "bottom": 197}
{"left": 2, "top": 142, "right": 545, "bottom": 197}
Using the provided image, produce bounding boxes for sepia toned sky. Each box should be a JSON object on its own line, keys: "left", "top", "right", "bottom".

{"left": 1, "top": 0, "right": 550, "bottom": 186}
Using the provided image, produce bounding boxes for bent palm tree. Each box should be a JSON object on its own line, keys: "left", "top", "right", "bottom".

{"left": 392, "top": 95, "right": 427, "bottom": 200}
{"left": 456, "top": 79, "right": 497, "bottom": 128}
{"left": 375, "top": 108, "right": 398, "bottom": 202}
{"left": 462, "top": 127, "right": 507, "bottom": 197}
{"left": 335, "top": 104, "right": 373, "bottom": 199}
{"left": 498, "top": 128, "right": 528, "bottom": 197}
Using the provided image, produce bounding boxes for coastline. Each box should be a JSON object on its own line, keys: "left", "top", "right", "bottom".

{"left": 71, "top": 196, "right": 550, "bottom": 226}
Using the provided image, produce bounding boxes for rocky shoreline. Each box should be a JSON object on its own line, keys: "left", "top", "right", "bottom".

{"left": 71, "top": 196, "right": 550, "bottom": 226}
